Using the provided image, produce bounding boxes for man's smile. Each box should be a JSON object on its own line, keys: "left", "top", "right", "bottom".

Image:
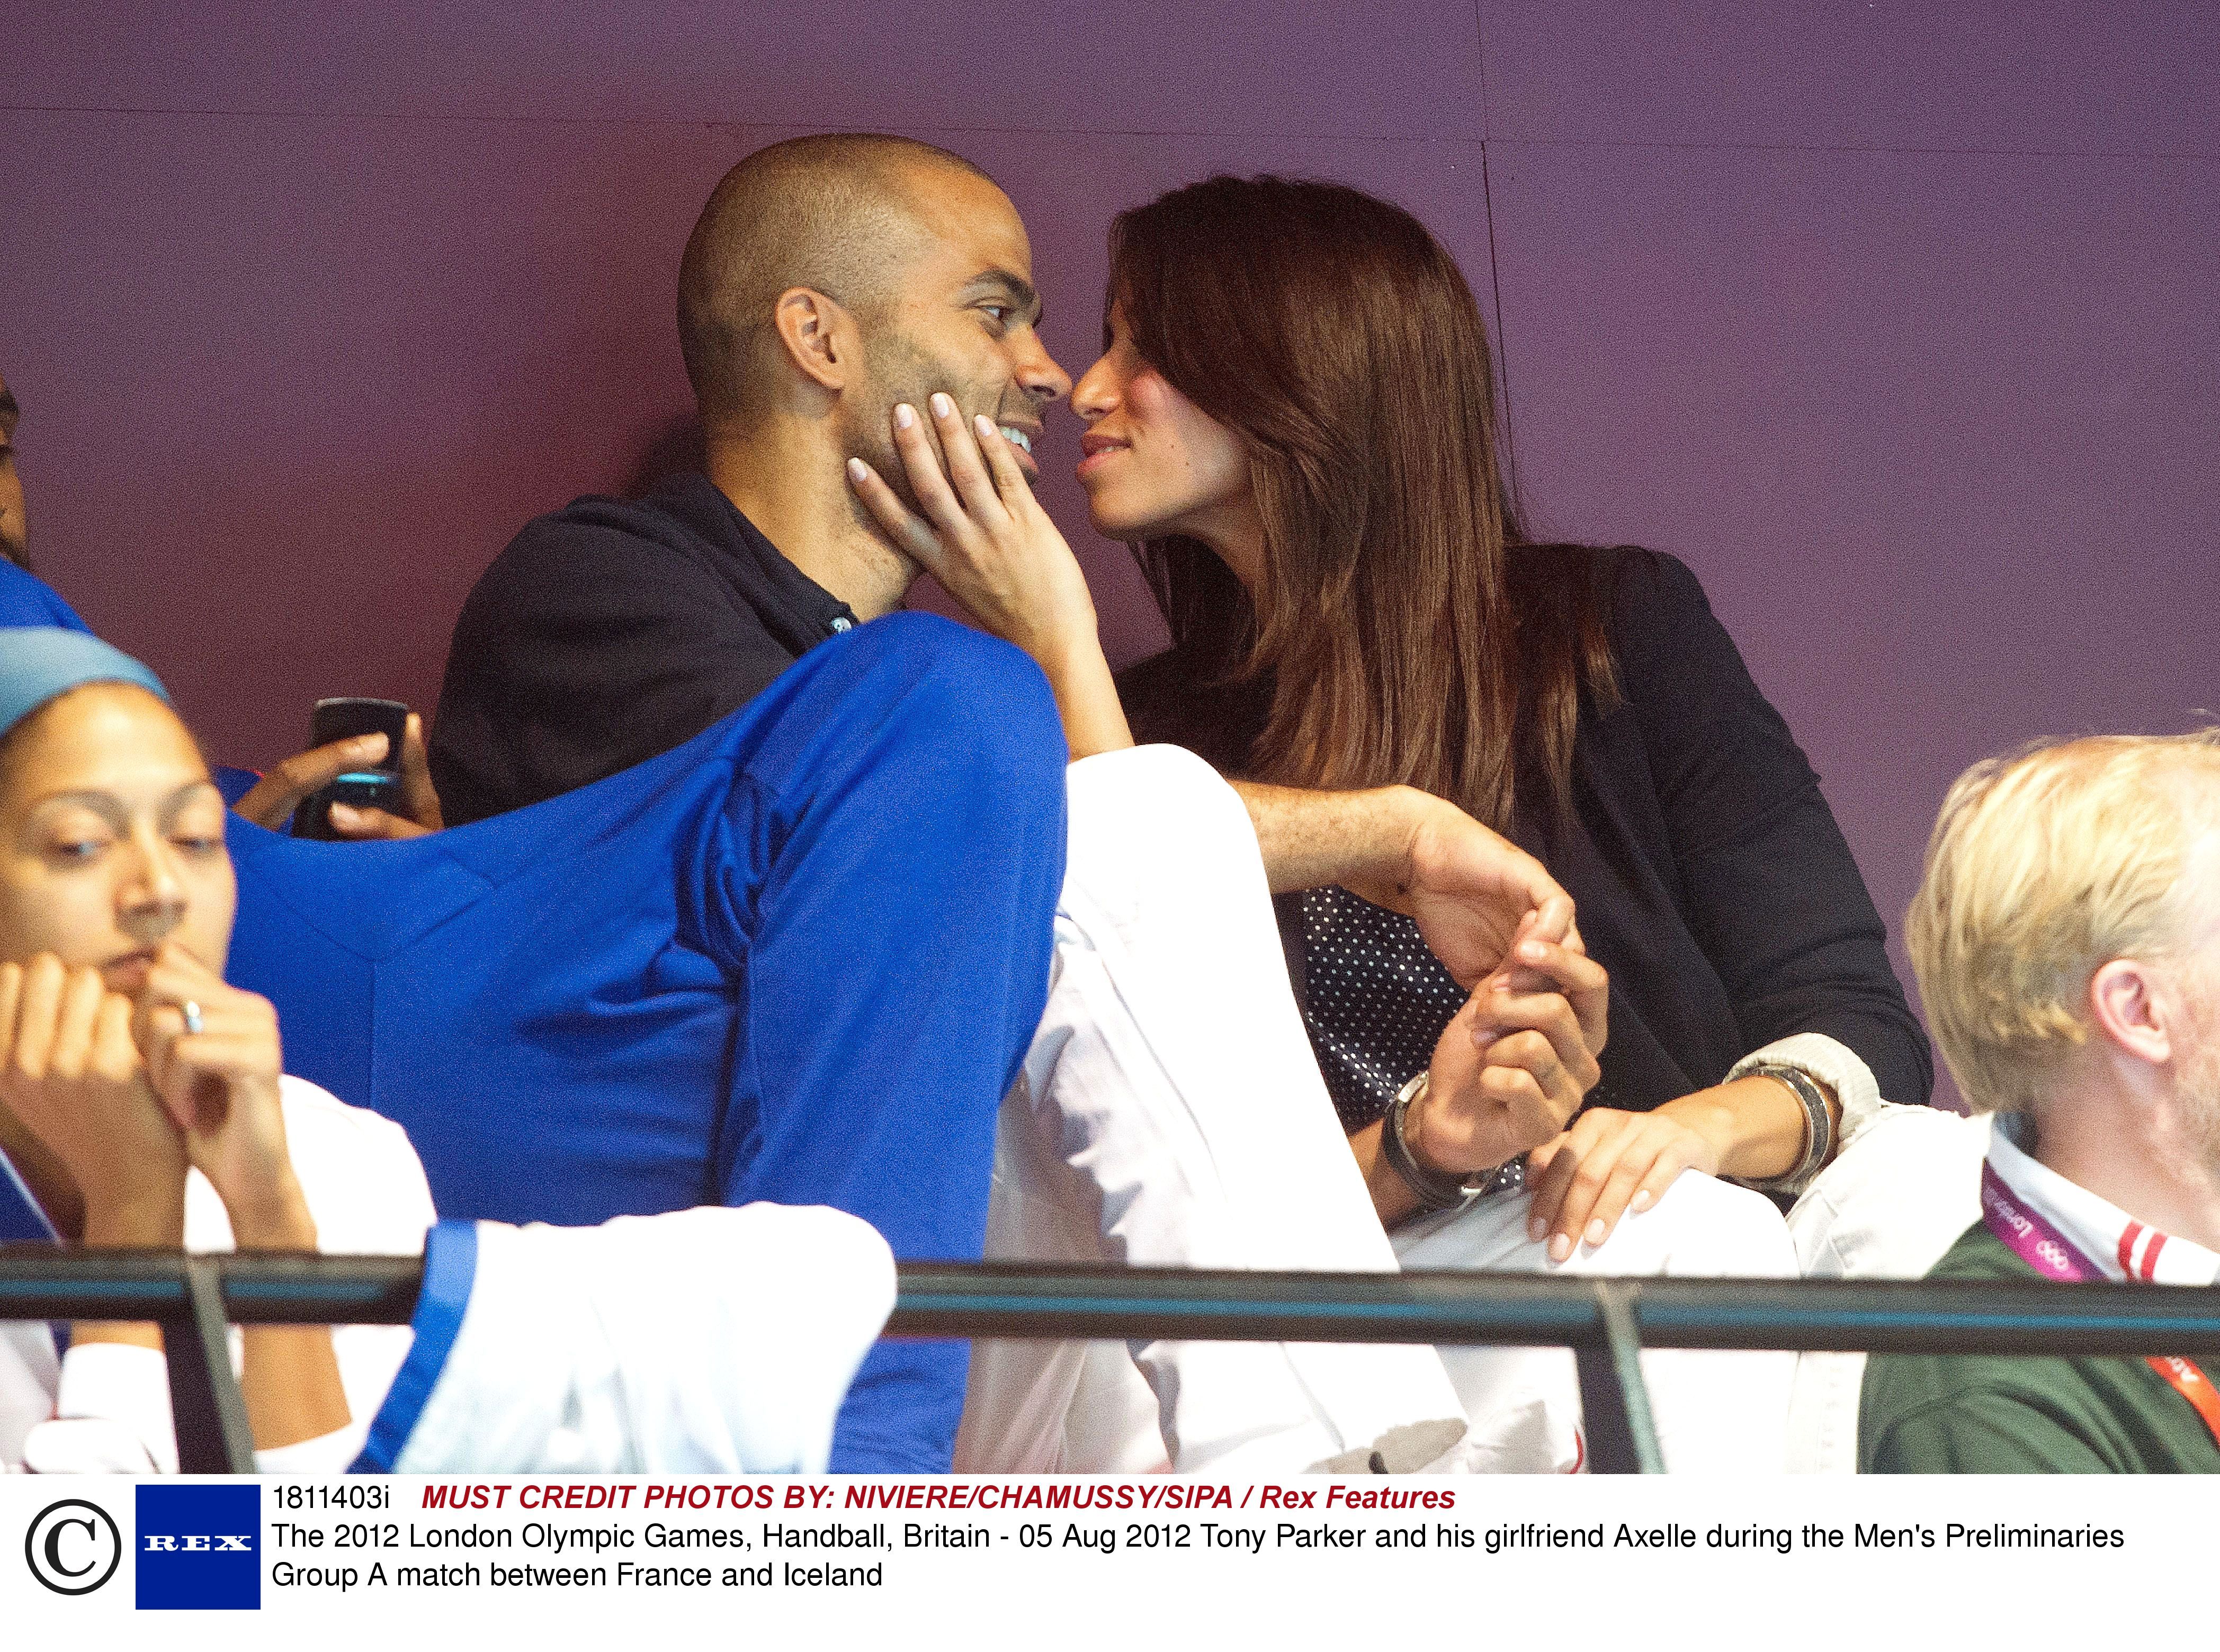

{"left": 995, "top": 421, "right": 1041, "bottom": 479}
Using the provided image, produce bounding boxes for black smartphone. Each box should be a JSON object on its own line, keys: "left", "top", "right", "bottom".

{"left": 290, "top": 697, "right": 410, "bottom": 839}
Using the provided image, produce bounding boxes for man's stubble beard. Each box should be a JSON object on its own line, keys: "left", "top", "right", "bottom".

{"left": 825, "top": 329, "right": 931, "bottom": 569}
{"left": 2174, "top": 958, "right": 2220, "bottom": 1179}
{"left": 847, "top": 327, "right": 956, "bottom": 523}
{"left": 840, "top": 323, "right": 1035, "bottom": 591}
{"left": 848, "top": 322, "right": 1030, "bottom": 517}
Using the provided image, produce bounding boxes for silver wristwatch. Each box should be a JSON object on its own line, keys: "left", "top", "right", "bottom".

{"left": 1380, "top": 1072, "right": 1510, "bottom": 1214}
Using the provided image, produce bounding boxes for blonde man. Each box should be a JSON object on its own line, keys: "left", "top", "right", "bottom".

{"left": 1859, "top": 730, "right": 2220, "bottom": 1473}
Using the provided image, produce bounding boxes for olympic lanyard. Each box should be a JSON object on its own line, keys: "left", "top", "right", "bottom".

{"left": 1980, "top": 1164, "right": 2220, "bottom": 1448}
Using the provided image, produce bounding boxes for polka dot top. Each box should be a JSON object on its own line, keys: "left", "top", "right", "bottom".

{"left": 1299, "top": 885, "right": 1468, "bottom": 1133}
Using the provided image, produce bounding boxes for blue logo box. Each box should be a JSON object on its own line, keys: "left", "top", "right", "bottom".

{"left": 135, "top": 1484, "right": 261, "bottom": 1610}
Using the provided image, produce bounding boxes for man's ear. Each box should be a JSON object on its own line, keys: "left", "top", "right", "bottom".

{"left": 2088, "top": 958, "right": 2175, "bottom": 1069}
{"left": 771, "top": 288, "right": 857, "bottom": 395}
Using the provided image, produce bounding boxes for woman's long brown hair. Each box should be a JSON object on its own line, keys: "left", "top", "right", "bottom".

{"left": 1113, "top": 175, "right": 1617, "bottom": 831}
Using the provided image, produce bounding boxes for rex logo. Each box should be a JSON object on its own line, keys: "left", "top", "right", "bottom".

{"left": 135, "top": 1485, "right": 261, "bottom": 1610}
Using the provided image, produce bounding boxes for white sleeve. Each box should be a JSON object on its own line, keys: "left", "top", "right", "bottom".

{"left": 33, "top": 1342, "right": 374, "bottom": 1477}
{"left": 1780, "top": 1106, "right": 1992, "bottom": 1474}
{"left": 16, "top": 1080, "right": 432, "bottom": 1477}
{"left": 276, "top": 1074, "right": 438, "bottom": 1256}
{"left": 31, "top": 1343, "right": 171, "bottom": 1474}
{"left": 0, "top": 1319, "right": 62, "bottom": 1470}
{"left": 375, "top": 1204, "right": 894, "bottom": 1475}
{"left": 256, "top": 1420, "right": 372, "bottom": 1475}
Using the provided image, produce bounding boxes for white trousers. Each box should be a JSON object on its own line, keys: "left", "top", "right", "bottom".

{"left": 394, "top": 1205, "right": 897, "bottom": 1475}
{"left": 955, "top": 745, "right": 1796, "bottom": 1474}
{"left": 1397, "top": 1174, "right": 1797, "bottom": 1472}
{"left": 956, "top": 747, "right": 1464, "bottom": 1474}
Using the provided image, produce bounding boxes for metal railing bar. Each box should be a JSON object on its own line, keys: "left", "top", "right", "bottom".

{"left": 883, "top": 1264, "right": 2220, "bottom": 1353}
{"left": 0, "top": 1250, "right": 423, "bottom": 1323}
{"left": 165, "top": 1258, "right": 257, "bottom": 1474}
{"left": 7, "top": 1250, "right": 2217, "bottom": 1479}
{"left": 1621, "top": 1279, "right": 2220, "bottom": 1353}
{"left": 1574, "top": 1283, "right": 1663, "bottom": 1475}
{"left": 4, "top": 1250, "right": 2219, "bottom": 1353}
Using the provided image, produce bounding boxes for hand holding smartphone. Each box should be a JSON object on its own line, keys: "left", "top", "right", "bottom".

{"left": 289, "top": 697, "right": 411, "bottom": 839}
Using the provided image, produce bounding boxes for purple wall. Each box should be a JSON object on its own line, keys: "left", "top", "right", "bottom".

{"left": 6, "top": 5, "right": 2216, "bottom": 1096}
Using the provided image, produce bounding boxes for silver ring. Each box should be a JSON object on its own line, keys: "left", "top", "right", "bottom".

{"left": 181, "top": 1001, "right": 204, "bottom": 1036}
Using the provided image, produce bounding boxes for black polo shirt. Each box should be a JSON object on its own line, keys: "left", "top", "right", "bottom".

{"left": 431, "top": 472, "right": 858, "bottom": 825}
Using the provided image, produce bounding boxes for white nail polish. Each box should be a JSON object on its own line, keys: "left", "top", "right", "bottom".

{"left": 1585, "top": 1218, "right": 1607, "bottom": 1247}
{"left": 1548, "top": 1234, "right": 1572, "bottom": 1263}
{"left": 846, "top": 457, "right": 868, "bottom": 480}
{"left": 894, "top": 403, "right": 915, "bottom": 429}
{"left": 930, "top": 392, "right": 953, "bottom": 418}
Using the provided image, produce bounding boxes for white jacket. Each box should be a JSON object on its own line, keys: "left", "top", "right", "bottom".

{"left": 1, "top": 1075, "right": 430, "bottom": 1473}
{"left": 2, "top": 1078, "right": 897, "bottom": 1475}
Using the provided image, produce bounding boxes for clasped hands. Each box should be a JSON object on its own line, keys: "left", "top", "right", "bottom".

{"left": 0, "top": 945, "right": 310, "bottom": 1251}
{"left": 1375, "top": 800, "right": 1726, "bottom": 1256}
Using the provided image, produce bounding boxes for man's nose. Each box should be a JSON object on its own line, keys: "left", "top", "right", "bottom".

{"left": 1016, "top": 331, "right": 1074, "bottom": 406}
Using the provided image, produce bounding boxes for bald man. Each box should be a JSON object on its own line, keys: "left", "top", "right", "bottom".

{"left": 430, "top": 136, "right": 1069, "bottom": 820}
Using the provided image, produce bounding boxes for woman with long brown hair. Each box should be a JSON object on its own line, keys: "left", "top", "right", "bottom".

{"left": 847, "top": 173, "right": 1872, "bottom": 1468}
{"left": 1094, "top": 173, "right": 1930, "bottom": 1235}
